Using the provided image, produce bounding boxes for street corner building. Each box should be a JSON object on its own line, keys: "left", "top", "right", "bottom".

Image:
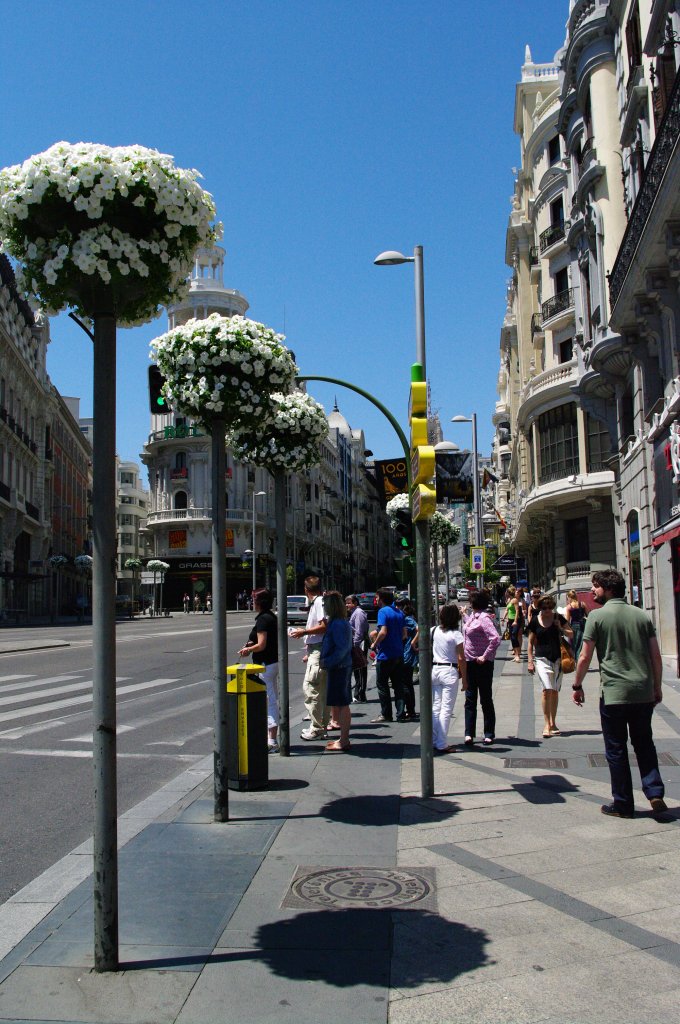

{"left": 491, "top": 0, "right": 680, "bottom": 674}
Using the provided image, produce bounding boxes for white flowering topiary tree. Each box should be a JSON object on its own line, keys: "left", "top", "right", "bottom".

{"left": 228, "top": 390, "right": 328, "bottom": 472}
{"left": 150, "top": 313, "right": 298, "bottom": 432}
{"left": 429, "top": 512, "right": 460, "bottom": 548}
{"left": 0, "top": 142, "right": 217, "bottom": 325}
{"left": 385, "top": 493, "right": 410, "bottom": 525}
{"left": 0, "top": 141, "right": 219, "bottom": 972}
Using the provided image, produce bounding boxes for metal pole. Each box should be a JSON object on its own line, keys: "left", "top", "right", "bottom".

{"left": 415, "top": 518, "right": 433, "bottom": 797}
{"left": 92, "top": 313, "right": 118, "bottom": 972}
{"left": 274, "top": 470, "right": 289, "bottom": 756}
{"left": 252, "top": 495, "right": 256, "bottom": 595}
{"left": 471, "top": 412, "right": 483, "bottom": 590}
{"left": 211, "top": 422, "right": 229, "bottom": 821}
{"left": 414, "top": 245, "right": 426, "bottom": 373}
{"left": 413, "top": 245, "right": 433, "bottom": 798}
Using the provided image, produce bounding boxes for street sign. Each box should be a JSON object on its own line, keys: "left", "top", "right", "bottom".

{"left": 411, "top": 444, "right": 435, "bottom": 486}
{"left": 140, "top": 571, "right": 155, "bottom": 584}
{"left": 492, "top": 554, "right": 517, "bottom": 570}
{"left": 412, "top": 483, "right": 436, "bottom": 521}
{"left": 470, "top": 546, "right": 485, "bottom": 573}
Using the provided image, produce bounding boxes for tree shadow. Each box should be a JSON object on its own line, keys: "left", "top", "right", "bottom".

{"left": 124, "top": 909, "right": 492, "bottom": 984}
{"left": 317, "top": 793, "right": 459, "bottom": 827}
{"left": 511, "top": 773, "right": 580, "bottom": 805}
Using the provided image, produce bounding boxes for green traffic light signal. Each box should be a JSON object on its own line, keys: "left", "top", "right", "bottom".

{"left": 148, "top": 365, "right": 168, "bottom": 413}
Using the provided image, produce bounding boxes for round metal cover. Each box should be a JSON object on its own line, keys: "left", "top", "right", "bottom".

{"left": 289, "top": 867, "right": 433, "bottom": 909}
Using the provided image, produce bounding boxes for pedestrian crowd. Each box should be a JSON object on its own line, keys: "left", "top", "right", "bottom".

{"left": 234, "top": 568, "right": 669, "bottom": 821}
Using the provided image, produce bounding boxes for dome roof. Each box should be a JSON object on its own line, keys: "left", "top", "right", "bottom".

{"left": 328, "top": 403, "right": 352, "bottom": 438}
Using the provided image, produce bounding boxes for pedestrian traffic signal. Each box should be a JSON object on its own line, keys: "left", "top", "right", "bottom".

{"left": 148, "top": 365, "right": 168, "bottom": 413}
{"left": 394, "top": 509, "right": 413, "bottom": 550}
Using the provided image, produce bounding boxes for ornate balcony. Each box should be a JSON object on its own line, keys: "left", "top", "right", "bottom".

{"left": 541, "top": 288, "right": 574, "bottom": 326}
{"left": 610, "top": 67, "right": 680, "bottom": 309}
{"left": 539, "top": 222, "right": 566, "bottom": 253}
{"left": 146, "top": 507, "right": 263, "bottom": 527}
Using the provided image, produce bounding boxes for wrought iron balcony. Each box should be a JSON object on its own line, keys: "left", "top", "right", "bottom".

{"left": 539, "top": 222, "right": 566, "bottom": 253}
{"left": 529, "top": 246, "right": 539, "bottom": 266}
{"left": 610, "top": 67, "right": 680, "bottom": 308}
{"left": 541, "top": 288, "right": 574, "bottom": 324}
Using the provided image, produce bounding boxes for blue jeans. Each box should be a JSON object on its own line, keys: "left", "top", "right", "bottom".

{"left": 599, "top": 698, "right": 664, "bottom": 811}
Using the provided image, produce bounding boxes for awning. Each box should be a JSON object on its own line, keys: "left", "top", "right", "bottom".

{"left": 652, "top": 524, "right": 680, "bottom": 548}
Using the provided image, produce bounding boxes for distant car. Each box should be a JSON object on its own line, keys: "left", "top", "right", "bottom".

{"left": 456, "top": 588, "right": 471, "bottom": 602}
{"left": 356, "top": 592, "right": 378, "bottom": 620}
{"left": 286, "top": 594, "right": 309, "bottom": 624}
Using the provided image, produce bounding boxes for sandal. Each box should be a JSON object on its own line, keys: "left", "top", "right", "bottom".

{"left": 325, "top": 741, "right": 350, "bottom": 752}
{"left": 542, "top": 729, "right": 552, "bottom": 738}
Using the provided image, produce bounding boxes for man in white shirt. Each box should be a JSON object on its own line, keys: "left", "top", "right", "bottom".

{"left": 290, "top": 575, "right": 328, "bottom": 739}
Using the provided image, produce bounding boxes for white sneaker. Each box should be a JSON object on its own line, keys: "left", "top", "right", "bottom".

{"left": 300, "top": 728, "right": 326, "bottom": 741}
{"left": 268, "top": 742, "right": 279, "bottom": 754}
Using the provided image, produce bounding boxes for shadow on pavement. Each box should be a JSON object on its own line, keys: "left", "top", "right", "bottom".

{"left": 512, "top": 773, "right": 580, "bottom": 804}
{"left": 317, "top": 793, "right": 459, "bottom": 827}
{"left": 123, "top": 909, "right": 491, "bottom": 985}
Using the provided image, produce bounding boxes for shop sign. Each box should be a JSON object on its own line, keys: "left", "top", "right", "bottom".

{"left": 169, "top": 529, "right": 187, "bottom": 549}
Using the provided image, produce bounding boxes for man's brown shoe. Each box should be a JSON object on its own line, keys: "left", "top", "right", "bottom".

{"left": 650, "top": 797, "right": 668, "bottom": 814}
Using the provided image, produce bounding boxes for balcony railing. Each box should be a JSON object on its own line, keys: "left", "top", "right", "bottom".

{"left": 609, "top": 67, "right": 680, "bottom": 308}
{"left": 539, "top": 222, "right": 566, "bottom": 253}
{"left": 529, "top": 246, "right": 539, "bottom": 266}
{"left": 541, "top": 288, "right": 574, "bottom": 323}
{"left": 146, "top": 507, "right": 262, "bottom": 526}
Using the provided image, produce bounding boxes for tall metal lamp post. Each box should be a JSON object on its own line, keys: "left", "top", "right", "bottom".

{"left": 374, "top": 245, "right": 433, "bottom": 799}
{"left": 251, "top": 490, "right": 266, "bottom": 594}
{"left": 452, "top": 414, "right": 483, "bottom": 590}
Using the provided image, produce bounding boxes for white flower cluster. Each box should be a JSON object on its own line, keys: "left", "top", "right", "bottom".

{"left": 386, "top": 493, "right": 410, "bottom": 526}
{"left": 229, "top": 390, "right": 329, "bottom": 472}
{"left": 48, "top": 554, "right": 67, "bottom": 568}
{"left": 0, "top": 142, "right": 218, "bottom": 326}
{"left": 429, "top": 511, "right": 460, "bottom": 547}
{"left": 74, "top": 554, "right": 93, "bottom": 570}
{"left": 147, "top": 559, "right": 170, "bottom": 573}
{"left": 151, "top": 314, "right": 298, "bottom": 431}
{"left": 124, "top": 557, "right": 143, "bottom": 570}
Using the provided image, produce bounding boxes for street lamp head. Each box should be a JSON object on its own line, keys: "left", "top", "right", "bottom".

{"left": 451, "top": 415, "right": 472, "bottom": 423}
{"left": 373, "top": 250, "right": 414, "bottom": 266}
{"left": 254, "top": 490, "right": 266, "bottom": 497}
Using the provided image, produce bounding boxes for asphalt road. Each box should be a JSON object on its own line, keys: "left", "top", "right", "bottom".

{"left": 0, "top": 613, "right": 309, "bottom": 905}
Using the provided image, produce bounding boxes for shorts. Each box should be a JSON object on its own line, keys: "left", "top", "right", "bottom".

{"left": 535, "top": 656, "right": 562, "bottom": 691}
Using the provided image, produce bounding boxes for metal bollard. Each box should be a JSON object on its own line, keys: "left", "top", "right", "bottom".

{"left": 226, "top": 663, "right": 268, "bottom": 791}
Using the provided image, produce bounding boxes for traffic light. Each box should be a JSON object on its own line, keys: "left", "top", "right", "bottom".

{"left": 393, "top": 552, "right": 413, "bottom": 586}
{"left": 394, "top": 508, "right": 413, "bottom": 551}
{"left": 148, "top": 365, "right": 168, "bottom": 414}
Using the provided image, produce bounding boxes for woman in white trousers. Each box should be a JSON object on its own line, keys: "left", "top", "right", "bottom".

{"left": 431, "top": 603, "right": 467, "bottom": 753}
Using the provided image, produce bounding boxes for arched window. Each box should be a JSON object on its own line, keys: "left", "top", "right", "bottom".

{"left": 175, "top": 451, "right": 186, "bottom": 470}
{"left": 174, "top": 491, "right": 188, "bottom": 510}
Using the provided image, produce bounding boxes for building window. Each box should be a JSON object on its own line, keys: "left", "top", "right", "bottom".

{"left": 565, "top": 516, "right": 589, "bottom": 563}
{"left": 586, "top": 414, "right": 612, "bottom": 472}
{"left": 548, "top": 134, "right": 561, "bottom": 165}
{"left": 627, "top": 510, "right": 643, "bottom": 607}
{"left": 174, "top": 490, "right": 188, "bottom": 510}
{"left": 537, "top": 403, "right": 579, "bottom": 483}
{"left": 119, "top": 533, "right": 134, "bottom": 546}
{"left": 625, "top": 2, "right": 642, "bottom": 75}
{"left": 120, "top": 471, "right": 135, "bottom": 485}
{"left": 559, "top": 338, "right": 573, "bottom": 364}
{"left": 175, "top": 451, "right": 187, "bottom": 470}
{"left": 119, "top": 513, "right": 133, "bottom": 526}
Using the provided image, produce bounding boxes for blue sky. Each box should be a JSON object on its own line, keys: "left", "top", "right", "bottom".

{"left": 1, "top": 0, "right": 568, "bottom": 479}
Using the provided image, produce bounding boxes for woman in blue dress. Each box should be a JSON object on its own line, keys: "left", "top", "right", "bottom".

{"left": 320, "top": 590, "right": 353, "bottom": 752}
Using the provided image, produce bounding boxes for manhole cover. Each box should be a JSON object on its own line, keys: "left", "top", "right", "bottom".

{"left": 588, "top": 752, "right": 678, "bottom": 768}
{"left": 282, "top": 866, "right": 436, "bottom": 911}
{"left": 505, "top": 758, "right": 568, "bottom": 769}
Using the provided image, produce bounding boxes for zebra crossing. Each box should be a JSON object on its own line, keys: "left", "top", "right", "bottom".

{"left": 0, "top": 670, "right": 211, "bottom": 754}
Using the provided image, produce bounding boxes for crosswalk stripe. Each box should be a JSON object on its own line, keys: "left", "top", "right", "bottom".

{"left": 0, "top": 677, "right": 92, "bottom": 707}
{"left": 0, "top": 674, "right": 34, "bottom": 683}
{"left": 0, "top": 677, "right": 180, "bottom": 725}
{"left": 0, "top": 679, "right": 209, "bottom": 741}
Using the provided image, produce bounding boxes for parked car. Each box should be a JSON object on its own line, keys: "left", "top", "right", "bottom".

{"left": 286, "top": 594, "right": 309, "bottom": 625}
{"left": 456, "top": 588, "right": 471, "bottom": 602}
{"left": 356, "top": 592, "right": 378, "bottom": 620}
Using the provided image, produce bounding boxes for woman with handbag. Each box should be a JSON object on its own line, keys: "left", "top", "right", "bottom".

{"left": 526, "top": 595, "right": 573, "bottom": 737}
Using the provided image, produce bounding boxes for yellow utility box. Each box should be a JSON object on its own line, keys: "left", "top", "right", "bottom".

{"left": 226, "top": 663, "right": 268, "bottom": 791}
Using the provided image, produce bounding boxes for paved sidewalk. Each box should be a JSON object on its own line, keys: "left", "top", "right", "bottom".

{"left": 0, "top": 650, "right": 679, "bottom": 1023}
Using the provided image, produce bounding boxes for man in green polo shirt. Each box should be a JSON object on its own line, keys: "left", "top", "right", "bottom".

{"left": 572, "top": 569, "right": 666, "bottom": 819}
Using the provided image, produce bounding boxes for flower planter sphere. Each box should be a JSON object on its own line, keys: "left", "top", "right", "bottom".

{"left": 228, "top": 390, "right": 328, "bottom": 472}
{"left": 0, "top": 142, "right": 218, "bottom": 325}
